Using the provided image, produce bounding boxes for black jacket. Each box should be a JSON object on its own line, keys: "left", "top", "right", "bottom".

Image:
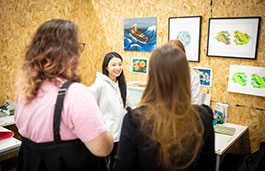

{"left": 114, "top": 105, "right": 216, "bottom": 171}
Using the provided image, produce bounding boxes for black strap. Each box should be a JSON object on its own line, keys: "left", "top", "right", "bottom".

{"left": 53, "top": 81, "right": 73, "bottom": 141}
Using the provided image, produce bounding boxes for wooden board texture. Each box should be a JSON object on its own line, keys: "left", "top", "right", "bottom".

{"left": 0, "top": 0, "right": 264, "bottom": 152}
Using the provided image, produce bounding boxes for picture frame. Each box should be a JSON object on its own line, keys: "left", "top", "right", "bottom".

{"left": 193, "top": 67, "right": 212, "bottom": 87}
{"left": 227, "top": 65, "right": 265, "bottom": 97}
{"left": 124, "top": 17, "right": 157, "bottom": 52}
{"left": 131, "top": 58, "right": 148, "bottom": 74}
{"left": 168, "top": 16, "right": 202, "bottom": 62}
{"left": 207, "top": 17, "right": 261, "bottom": 59}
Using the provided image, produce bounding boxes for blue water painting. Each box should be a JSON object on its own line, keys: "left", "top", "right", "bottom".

{"left": 124, "top": 17, "right": 157, "bottom": 52}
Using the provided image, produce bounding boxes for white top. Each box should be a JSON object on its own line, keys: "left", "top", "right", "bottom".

{"left": 190, "top": 68, "right": 201, "bottom": 104}
{"left": 215, "top": 123, "right": 248, "bottom": 155}
{"left": 89, "top": 72, "right": 132, "bottom": 142}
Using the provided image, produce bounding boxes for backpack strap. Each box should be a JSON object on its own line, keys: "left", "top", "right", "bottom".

{"left": 53, "top": 81, "right": 73, "bottom": 142}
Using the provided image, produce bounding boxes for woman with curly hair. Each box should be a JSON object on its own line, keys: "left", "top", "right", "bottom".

{"left": 114, "top": 43, "right": 216, "bottom": 171}
{"left": 15, "top": 19, "right": 113, "bottom": 171}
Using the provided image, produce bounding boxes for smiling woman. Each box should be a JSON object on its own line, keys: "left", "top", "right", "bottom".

{"left": 106, "top": 57, "right": 123, "bottom": 82}
{"left": 89, "top": 52, "right": 133, "bottom": 171}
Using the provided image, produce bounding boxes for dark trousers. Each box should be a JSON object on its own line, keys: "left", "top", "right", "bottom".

{"left": 108, "top": 142, "right": 119, "bottom": 171}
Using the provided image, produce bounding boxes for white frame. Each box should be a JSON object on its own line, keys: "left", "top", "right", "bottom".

{"left": 168, "top": 16, "right": 202, "bottom": 62}
{"left": 227, "top": 65, "right": 265, "bottom": 97}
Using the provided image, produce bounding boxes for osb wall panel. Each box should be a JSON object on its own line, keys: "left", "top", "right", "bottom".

{"left": 0, "top": 0, "right": 264, "bottom": 152}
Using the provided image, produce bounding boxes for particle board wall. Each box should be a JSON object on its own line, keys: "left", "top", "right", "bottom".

{"left": 0, "top": 0, "right": 264, "bottom": 152}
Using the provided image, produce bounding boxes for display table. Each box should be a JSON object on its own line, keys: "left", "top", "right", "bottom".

{"left": 215, "top": 123, "right": 248, "bottom": 171}
{"left": 0, "top": 115, "right": 15, "bottom": 127}
{"left": 127, "top": 82, "right": 145, "bottom": 108}
{"left": 0, "top": 126, "right": 21, "bottom": 156}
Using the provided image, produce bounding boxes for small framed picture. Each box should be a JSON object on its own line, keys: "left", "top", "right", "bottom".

{"left": 207, "top": 17, "right": 261, "bottom": 59}
{"left": 168, "top": 16, "right": 202, "bottom": 62}
{"left": 193, "top": 67, "right": 212, "bottom": 87}
{"left": 131, "top": 58, "right": 148, "bottom": 74}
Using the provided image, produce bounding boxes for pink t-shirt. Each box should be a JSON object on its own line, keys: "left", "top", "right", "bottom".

{"left": 14, "top": 80, "right": 106, "bottom": 143}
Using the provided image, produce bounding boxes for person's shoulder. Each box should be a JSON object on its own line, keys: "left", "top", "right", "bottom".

{"left": 196, "top": 104, "right": 213, "bottom": 113}
{"left": 190, "top": 68, "right": 199, "bottom": 78}
{"left": 194, "top": 104, "right": 214, "bottom": 121}
{"left": 129, "top": 106, "right": 146, "bottom": 116}
{"left": 69, "top": 82, "right": 87, "bottom": 90}
{"left": 189, "top": 67, "right": 196, "bottom": 73}
{"left": 124, "top": 106, "right": 146, "bottom": 126}
{"left": 92, "top": 74, "right": 111, "bottom": 88}
{"left": 124, "top": 107, "right": 139, "bottom": 121}
{"left": 67, "top": 82, "right": 94, "bottom": 97}
{"left": 193, "top": 105, "right": 214, "bottom": 134}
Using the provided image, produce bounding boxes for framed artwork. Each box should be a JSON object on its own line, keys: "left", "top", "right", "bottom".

{"left": 132, "top": 58, "right": 148, "bottom": 74}
{"left": 168, "top": 16, "right": 202, "bottom": 62}
{"left": 124, "top": 17, "right": 157, "bottom": 52}
{"left": 207, "top": 17, "right": 261, "bottom": 59}
{"left": 193, "top": 67, "right": 212, "bottom": 87}
{"left": 227, "top": 65, "right": 265, "bottom": 97}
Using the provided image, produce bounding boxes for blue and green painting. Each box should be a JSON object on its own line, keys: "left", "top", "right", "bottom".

{"left": 251, "top": 74, "right": 265, "bottom": 88}
{"left": 232, "top": 72, "right": 247, "bottom": 86}
{"left": 124, "top": 17, "right": 157, "bottom": 52}
{"left": 231, "top": 72, "right": 265, "bottom": 88}
{"left": 228, "top": 65, "right": 265, "bottom": 97}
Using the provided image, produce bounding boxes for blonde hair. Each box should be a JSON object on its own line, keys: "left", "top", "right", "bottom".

{"left": 139, "top": 44, "right": 204, "bottom": 170}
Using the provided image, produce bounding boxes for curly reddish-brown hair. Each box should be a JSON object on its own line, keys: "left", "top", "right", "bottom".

{"left": 22, "top": 19, "right": 82, "bottom": 103}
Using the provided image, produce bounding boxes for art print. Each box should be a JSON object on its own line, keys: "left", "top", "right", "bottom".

{"left": 207, "top": 17, "right": 261, "bottom": 59}
{"left": 169, "top": 16, "right": 202, "bottom": 62}
{"left": 124, "top": 17, "right": 157, "bottom": 52}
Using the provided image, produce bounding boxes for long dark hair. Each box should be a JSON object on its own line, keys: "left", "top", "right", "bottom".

{"left": 102, "top": 52, "right": 127, "bottom": 107}
{"left": 139, "top": 44, "right": 204, "bottom": 170}
{"left": 22, "top": 19, "right": 82, "bottom": 103}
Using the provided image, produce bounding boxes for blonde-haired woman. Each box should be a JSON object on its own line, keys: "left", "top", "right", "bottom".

{"left": 113, "top": 44, "right": 215, "bottom": 170}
